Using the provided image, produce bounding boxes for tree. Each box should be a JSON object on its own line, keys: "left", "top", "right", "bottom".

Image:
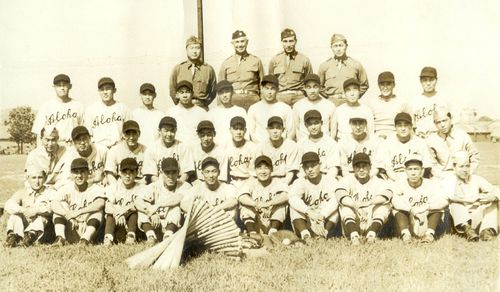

{"left": 4, "top": 106, "right": 36, "bottom": 154}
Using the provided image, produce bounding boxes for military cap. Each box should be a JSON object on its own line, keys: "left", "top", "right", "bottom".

{"left": 281, "top": 28, "right": 296, "bottom": 40}
{"left": 232, "top": 30, "right": 247, "bottom": 39}
{"left": 331, "top": 33, "right": 347, "bottom": 44}
{"left": 186, "top": 35, "right": 202, "bottom": 47}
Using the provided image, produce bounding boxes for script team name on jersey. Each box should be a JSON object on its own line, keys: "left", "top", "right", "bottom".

{"left": 304, "top": 190, "right": 331, "bottom": 208}
{"left": 46, "top": 109, "right": 78, "bottom": 125}
{"left": 92, "top": 112, "right": 124, "bottom": 128}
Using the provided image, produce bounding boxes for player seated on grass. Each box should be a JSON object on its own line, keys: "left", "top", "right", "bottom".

{"left": 142, "top": 116, "right": 194, "bottom": 184}
{"left": 4, "top": 167, "right": 54, "bottom": 247}
{"left": 391, "top": 153, "right": 449, "bottom": 244}
{"left": 192, "top": 120, "right": 228, "bottom": 183}
{"left": 135, "top": 158, "right": 187, "bottom": 244}
{"left": 103, "top": 158, "right": 145, "bottom": 246}
{"left": 259, "top": 116, "right": 299, "bottom": 185}
{"left": 104, "top": 120, "right": 146, "bottom": 185}
{"left": 289, "top": 152, "right": 339, "bottom": 240}
{"left": 297, "top": 110, "right": 340, "bottom": 179}
{"left": 51, "top": 158, "right": 106, "bottom": 246}
{"left": 335, "top": 153, "right": 392, "bottom": 245}
{"left": 443, "top": 151, "right": 499, "bottom": 242}
{"left": 238, "top": 155, "right": 288, "bottom": 239}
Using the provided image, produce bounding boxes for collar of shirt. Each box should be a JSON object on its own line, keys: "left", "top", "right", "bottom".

{"left": 334, "top": 55, "right": 348, "bottom": 63}
{"left": 378, "top": 94, "right": 397, "bottom": 100}
{"left": 286, "top": 51, "right": 298, "bottom": 60}
{"left": 187, "top": 60, "right": 203, "bottom": 69}
{"left": 236, "top": 52, "right": 250, "bottom": 62}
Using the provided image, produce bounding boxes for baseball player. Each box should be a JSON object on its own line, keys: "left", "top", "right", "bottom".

{"left": 51, "top": 158, "right": 106, "bottom": 245}
{"left": 4, "top": 166, "right": 54, "bottom": 247}
{"left": 238, "top": 155, "right": 288, "bottom": 237}
{"left": 362, "top": 71, "right": 405, "bottom": 139}
{"left": 292, "top": 74, "right": 337, "bottom": 140}
{"left": 31, "top": 74, "right": 84, "bottom": 145}
{"left": 392, "top": 153, "right": 449, "bottom": 243}
{"left": 142, "top": 116, "right": 194, "bottom": 184}
{"left": 289, "top": 152, "right": 340, "bottom": 240}
{"left": 335, "top": 153, "right": 393, "bottom": 245}
{"left": 170, "top": 36, "right": 217, "bottom": 108}
{"left": 426, "top": 107, "right": 480, "bottom": 179}
{"left": 135, "top": 158, "right": 187, "bottom": 243}
{"left": 226, "top": 116, "right": 258, "bottom": 189}
{"left": 442, "top": 151, "right": 499, "bottom": 242}
{"left": 103, "top": 158, "right": 145, "bottom": 246}
{"left": 84, "top": 77, "right": 131, "bottom": 148}
{"left": 247, "top": 75, "right": 295, "bottom": 144}
{"left": 268, "top": 28, "right": 313, "bottom": 106}
{"left": 207, "top": 80, "right": 248, "bottom": 145}
{"left": 131, "top": 83, "right": 165, "bottom": 148}
{"left": 318, "top": 33, "right": 369, "bottom": 106}
{"left": 258, "top": 116, "right": 299, "bottom": 185}
{"left": 336, "top": 78, "right": 375, "bottom": 141}
{"left": 381, "top": 112, "right": 433, "bottom": 181}
{"left": 219, "top": 30, "right": 264, "bottom": 110}
{"left": 297, "top": 110, "right": 341, "bottom": 178}
{"left": 165, "top": 80, "right": 207, "bottom": 145}
{"left": 104, "top": 120, "right": 146, "bottom": 185}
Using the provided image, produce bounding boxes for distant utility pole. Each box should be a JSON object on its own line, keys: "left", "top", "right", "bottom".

{"left": 197, "top": 0, "right": 204, "bottom": 62}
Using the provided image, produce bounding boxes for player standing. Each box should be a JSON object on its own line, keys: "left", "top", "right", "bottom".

{"left": 131, "top": 83, "right": 165, "bottom": 148}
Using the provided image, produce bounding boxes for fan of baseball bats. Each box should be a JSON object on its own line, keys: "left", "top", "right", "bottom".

{"left": 126, "top": 198, "right": 242, "bottom": 270}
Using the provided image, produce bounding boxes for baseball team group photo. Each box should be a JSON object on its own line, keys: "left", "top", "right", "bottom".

{"left": 1, "top": 1, "right": 499, "bottom": 291}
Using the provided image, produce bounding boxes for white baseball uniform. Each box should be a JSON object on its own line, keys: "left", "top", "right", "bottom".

{"left": 292, "top": 98, "right": 337, "bottom": 140}
{"left": 405, "top": 92, "right": 450, "bottom": 136}
{"left": 247, "top": 100, "right": 295, "bottom": 144}
{"left": 226, "top": 140, "right": 258, "bottom": 188}
{"left": 362, "top": 95, "right": 405, "bottom": 138}
{"left": 165, "top": 104, "right": 207, "bottom": 145}
{"left": 25, "top": 145, "right": 68, "bottom": 188}
{"left": 60, "top": 144, "right": 108, "bottom": 185}
{"left": 84, "top": 101, "right": 131, "bottom": 148}
{"left": 338, "top": 134, "right": 384, "bottom": 175}
{"left": 297, "top": 135, "right": 341, "bottom": 177}
{"left": 142, "top": 139, "right": 194, "bottom": 177}
{"left": 207, "top": 105, "right": 248, "bottom": 145}
{"left": 131, "top": 107, "right": 165, "bottom": 148}
{"left": 335, "top": 103, "right": 375, "bottom": 141}
{"left": 104, "top": 141, "right": 146, "bottom": 180}
{"left": 258, "top": 139, "right": 299, "bottom": 183}
{"left": 191, "top": 143, "right": 229, "bottom": 182}
{"left": 189, "top": 181, "right": 238, "bottom": 219}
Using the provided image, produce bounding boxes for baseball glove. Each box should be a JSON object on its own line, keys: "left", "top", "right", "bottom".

{"left": 309, "top": 219, "right": 328, "bottom": 238}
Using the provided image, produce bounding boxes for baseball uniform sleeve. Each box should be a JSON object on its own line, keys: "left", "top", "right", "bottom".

{"left": 286, "top": 141, "right": 300, "bottom": 173}
{"left": 179, "top": 142, "right": 195, "bottom": 174}
{"left": 103, "top": 146, "right": 118, "bottom": 175}
{"left": 390, "top": 182, "right": 410, "bottom": 212}
{"left": 247, "top": 106, "right": 257, "bottom": 143}
{"left": 427, "top": 181, "right": 449, "bottom": 210}
{"left": 4, "top": 189, "right": 25, "bottom": 214}
{"left": 335, "top": 176, "right": 352, "bottom": 203}
{"left": 142, "top": 146, "right": 159, "bottom": 177}
{"left": 288, "top": 179, "right": 309, "bottom": 214}
{"left": 284, "top": 107, "right": 296, "bottom": 140}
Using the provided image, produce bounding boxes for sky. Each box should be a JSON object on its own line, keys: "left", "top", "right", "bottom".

{"left": 1, "top": 0, "right": 499, "bottom": 120}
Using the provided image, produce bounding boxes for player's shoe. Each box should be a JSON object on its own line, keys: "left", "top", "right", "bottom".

{"left": 4, "top": 233, "right": 20, "bottom": 248}
{"left": 103, "top": 235, "right": 114, "bottom": 246}
{"left": 351, "top": 235, "right": 361, "bottom": 246}
{"left": 79, "top": 238, "right": 89, "bottom": 246}
{"left": 146, "top": 235, "right": 158, "bottom": 245}
{"left": 366, "top": 234, "right": 376, "bottom": 244}
{"left": 464, "top": 225, "right": 479, "bottom": 242}
{"left": 479, "top": 229, "right": 496, "bottom": 241}
{"left": 420, "top": 233, "right": 435, "bottom": 244}
{"left": 54, "top": 236, "right": 66, "bottom": 247}
{"left": 22, "top": 231, "right": 37, "bottom": 247}
{"left": 401, "top": 232, "right": 412, "bottom": 244}
{"left": 125, "top": 233, "right": 136, "bottom": 245}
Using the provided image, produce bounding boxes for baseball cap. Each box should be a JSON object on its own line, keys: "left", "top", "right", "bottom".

{"left": 267, "top": 116, "right": 284, "bottom": 127}
{"left": 378, "top": 71, "right": 395, "bottom": 83}
{"left": 420, "top": 67, "right": 437, "bottom": 78}
{"left": 232, "top": 30, "right": 246, "bottom": 40}
{"left": 303, "top": 74, "right": 320, "bottom": 85}
{"left": 261, "top": 75, "right": 279, "bottom": 88}
{"left": 304, "top": 110, "right": 322, "bottom": 122}
{"left": 394, "top": 112, "right": 412, "bottom": 124}
{"left": 186, "top": 35, "right": 202, "bottom": 47}
{"left": 120, "top": 158, "right": 139, "bottom": 171}
{"left": 343, "top": 78, "right": 360, "bottom": 90}
{"left": 330, "top": 33, "right": 347, "bottom": 44}
{"left": 254, "top": 155, "right": 273, "bottom": 168}
{"left": 53, "top": 74, "right": 70, "bottom": 84}
{"left": 122, "top": 120, "right": 140, "bottom": 133}
{"left": 216, "top": 80, "right": 233, "bottom": 92}
{"left": 176, "top": 80, "right": 193, "bottom": 92}
{"left": 98, "top": 77, "right": 115, "bottom": 89}
{"left": 201, "top": 157, "right": 219, "bottom": 169}
{"left": 281, "top": 28, "right": 296, "bottom": 40}
{"left": 352, "top": 152, "right": 371, "bottom": 166}
{"left": 349, "top": 115, "right": 367, "bottom": 123}
{"left": 301, "top": 152, "right": 320, "bottom": 164}
{"left": 71, "top": 126, "right": 90, "bottom": 140}
{"left": 230, "top": 116, "right": 246, "bottom": 128}
{"left": 158, "top": 116, "right": 177, "bottom": 129}
{"left": 161, "top": 157, "right": 179, "bottom": 172}
{"left": 71, "top": 158, "right": 89, "bottom": 171}
{"left": 140, "top": 83, "right": 156, "bottom": 94}
{"left": 404, "top": 153, "right": 423, "bottom": 167}
{"left": 197, "top": 120, "right": 215, "bottom": 133}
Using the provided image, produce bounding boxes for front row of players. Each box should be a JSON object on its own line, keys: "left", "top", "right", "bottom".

{"left": 5, "top": 148, "right": 499, "bottom": 247}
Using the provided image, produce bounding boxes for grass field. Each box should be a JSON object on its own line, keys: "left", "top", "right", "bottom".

{"left": 0, "top": 142, "right": 498, "bottom": 291}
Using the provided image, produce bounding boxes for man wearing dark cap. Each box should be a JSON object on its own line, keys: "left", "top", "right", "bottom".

{"left": 132, "top": 83, "right": 165, "bottom": 148}
{"left": 258, "top": 116, "right": 299, "bottom": 185}
{"left": 32, "top": 73, "right": 84, "bottom": 145}
{"left": 293, "top": 74, "right": 338, "bottom": 140}
{"left": 268, "top": 28, "right": 313, "bottom": 106}
{"left": 335, "top": 78, "right": 375, "bottom": 140}
{"left": 219, "top": 30, "right": 264, "bottom": 110}
{"left": 207, "top": 80, "right": 248, "bottom": 145}
{"left": 136, "top": 158, "right": 188, "bottom": 244}
{"left": 84, "top": 77, "right": 131, "bottom": 148}
{"left": 381, "top": 112, "right": 433, "bottom": 181}
{"left": 363, "top": 71, "right": 405, "bottom": 139}
{"left": 289, "top": 152, "right": 339, "bottom": 240}
{"left": 142, "top": 116, "right": 194, "bottom": 184}
{"left": 238, "top": 155, "right": 288, "bottom": 238}
{"left": 248, "top": 75, "right": 295, "bottom": 144}
{"left": 51, "top": 158, "right": 106, "bottom": 245}
{"left": 170, "top": 36, "right": 217, "bottom": 108}
{"left": 335, "top": 153, "right": 393, "bottom": 245}
{"left": 104, "top": 120, "right": 146, "bottom": 185}
{"left": 192, "top": 120, "right": 229, "bottom": 183}
{"left": 165, "top": 80, "right": 207, "bottom": 144}
{"left": 318, "top": 33, "right": 369, "bottom": 106}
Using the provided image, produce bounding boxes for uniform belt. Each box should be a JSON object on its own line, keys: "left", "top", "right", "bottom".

{"left": 234, "top": 89, "right": 259, "bottom": 95}
{"left": 230, "top": 175, "right": 249, "bottom": 180}
{"left": 279, "top": 90, "right": 303, "bottom": 94}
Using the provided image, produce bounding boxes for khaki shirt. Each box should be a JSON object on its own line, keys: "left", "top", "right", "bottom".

{"left": 268, "top": 51, "right": 313, "bottom": 92}
{"left": 318, "top": 56, "right": 369, "bottom": 97}
{"left": 170, "top": 60, "right": 217, "bottom": 105}
{"left": 219, "top": 52, "right": 264, "bottom": 92}
{"left": 5, "top": 186, "right": 53, "bottom": 214}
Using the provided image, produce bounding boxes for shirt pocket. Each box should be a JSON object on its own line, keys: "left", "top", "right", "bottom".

{"left": 273, "top": 66, "right": 286, "bottom": 75}
{"left": 290, "top": 64, "right": 305, "bottom": 80}
{"left": 225, "top": 67, "right": 238, "bottom": 82}
{"left": 241, "top": 64, "right": 259, "bottom": 82}
{"left": 193, "top": 80, "right": 208, "bottom": 96}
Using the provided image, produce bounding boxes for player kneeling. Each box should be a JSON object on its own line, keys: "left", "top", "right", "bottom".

{"left": 392, "top": 153, "right": 449, "bottom": 244}
{"left": 103, "top": 158, "right": 145, "bottom": 246}
{"left": 51, "top": 158, "right": 106, "bottom": 245}
{"left": 135, "top": 158, "right": 187, "bottom": 244}
{"left": 238, "top": 155, "right": 288, "bottom": 240}
{"left": 335, "top": 153, "right": 392, "bottom": 245}
{"left": 4, "top": 167, "right": 53, "bottom": 247}
{"left": 289, "top": 152, "right": 339, "bottom": 240}
{"left": 443, "top": 151, "right": 499, "bottom": 242}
